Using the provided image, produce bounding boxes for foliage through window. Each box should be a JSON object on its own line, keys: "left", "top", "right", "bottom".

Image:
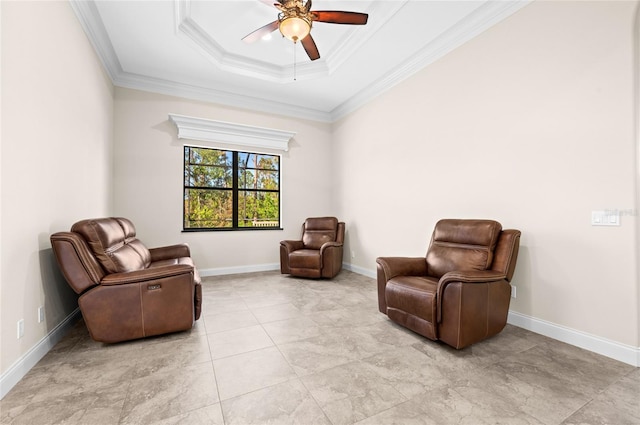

{"left": 183, "top": 146, "right": 281, "bottom": 230}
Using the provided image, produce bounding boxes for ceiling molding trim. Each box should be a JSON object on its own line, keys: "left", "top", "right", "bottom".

{"left": 324, "top": 1, "right": 407, "bottom": 73}
{"left": 175, "top": 0, "right": 387, "bottom": 82}
{"left": 173, "top": 0, "right": 190, "bottom": 34}
{"left": 175, "top": 0, "right": 330, "bottom": 82}
{"left": 72, "top": 0, "right": 330, "bottom": 121}
{"left": 72, "top": 0, "right": 532, "bottom": 124}
{"left": 330, "top": 0, "right": 533, "bottom": 122}
{"left": 168, "top": 113, "right": 296, "bottom": 152}
{"left": 114, "top": 70, "right": 331, "bottom": 122}
{"left": 69, "top": 0, "right": 123, "bottom": 81}
{"left": 175, "top": 0, "right": 288, "bottom": 82}
{"left": 178, "top": 17, "right": 294, "bottom": 82}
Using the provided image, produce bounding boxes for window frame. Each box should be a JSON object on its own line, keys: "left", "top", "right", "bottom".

{"left": 182, "top": 145, "right": 282, "bottom": 232}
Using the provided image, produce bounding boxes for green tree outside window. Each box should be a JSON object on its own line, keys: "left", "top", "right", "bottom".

{"left": 184, "top": 146, "right": 280, "bottom": 230}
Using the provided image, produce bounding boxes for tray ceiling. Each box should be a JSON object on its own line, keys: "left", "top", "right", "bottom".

{"left": 71, "top": 0, "right": 531, "bottom": 122}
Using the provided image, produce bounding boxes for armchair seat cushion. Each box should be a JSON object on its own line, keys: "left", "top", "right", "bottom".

{"left": 385, "top": 276, "right": 438, "bottom": 333}
{"left": 385, "top": 276, "right": 438, "bottom": 323}
{"left": 289, "top": 249, "right": 322, "bottom": 269}
{"left": 150, "top": 256, "right": 201, "bottom": 283}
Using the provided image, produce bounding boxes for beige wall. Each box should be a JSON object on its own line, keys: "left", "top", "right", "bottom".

{"left": 0, "top": 1, "right": 114, "bottom": 375}
{"left": 334, "top": 0, "right": 639, "bottom": 347}
{"left": 2, "top": 0, "right": 638, "bottom": 390}
{"left": 636, "top": 0, "right": 640, "bottom": 351}
{"left": 113, "top": 88, "right": 333, "bottom": 272}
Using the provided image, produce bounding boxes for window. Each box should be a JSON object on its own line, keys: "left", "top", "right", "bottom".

{"left": 183, "top": 146, "right": 281, "bottom": 230}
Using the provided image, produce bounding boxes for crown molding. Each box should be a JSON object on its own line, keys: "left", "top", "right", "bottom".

{"left": 69, "top": 0, "right": 122, "bottom": 81}
{"left": 176, "top": 2, "right": 326, "bottom": 82}
{"left": 177, "top": 15, "right": 296, "bottom": 82}
{"left": 70, "top": 0, "right": 331, "bottom": 121}
{"left": 330, "top": 0, "right": 533, "bottom": 121}
{"left": 168, "top": 113, "right": 296, "bottom": 152}
{"left": 114, "top": 71, "right": 332, "bottom": 122}
{"left": 174, "top": 0, "right": 402, "bottom": 83}
{"left": 71, "top": 0, "right": 532, "bottom": 123}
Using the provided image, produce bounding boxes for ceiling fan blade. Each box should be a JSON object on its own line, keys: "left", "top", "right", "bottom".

{"left": 242, "top": 20, "right": 279, "bottom": 43}
{"left": 257, "top": 0, "right": 276, "bottom": 7}
{"left": 311, "top": 11, "right": 368, "bottom": 25}
{"left": 301, "top": 34, "right": 320, "bottom": 61}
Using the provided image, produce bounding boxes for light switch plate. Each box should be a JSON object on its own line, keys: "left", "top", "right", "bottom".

{"left": 591, "top": 210, "right": 620, "bottom": 226}
{"left": 17, "top": 319, "right": 24, "bottom": 339}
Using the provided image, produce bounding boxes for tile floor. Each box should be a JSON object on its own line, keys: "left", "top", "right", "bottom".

{"left": 1, "top": 270, "right": 639, "bottom": 425}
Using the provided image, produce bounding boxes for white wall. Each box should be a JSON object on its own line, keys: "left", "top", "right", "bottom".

{"left": 113, "top": 88, "right": 333, "bottom": 273}
{"left": 0, "top": 0, "right": 114, "bottom": 380}
{"left": 334, "top": 0, "right": 639, "bottom": 349}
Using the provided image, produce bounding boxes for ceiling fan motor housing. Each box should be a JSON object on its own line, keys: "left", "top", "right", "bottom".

{"left": 277, "top": 0, "right": 313, "bottom": 42}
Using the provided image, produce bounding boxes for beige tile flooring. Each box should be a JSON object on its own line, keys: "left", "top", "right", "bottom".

{"left": 1, "top": 270, "right": 639, "bottom": 425}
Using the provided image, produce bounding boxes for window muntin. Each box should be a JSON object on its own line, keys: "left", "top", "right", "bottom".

{"left": 184, "top": 146, "right": 280, "bottom": 230}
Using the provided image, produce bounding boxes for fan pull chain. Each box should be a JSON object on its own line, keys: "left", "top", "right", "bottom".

{"left": 293, "top": 41, "right": 297, "bottom": 81}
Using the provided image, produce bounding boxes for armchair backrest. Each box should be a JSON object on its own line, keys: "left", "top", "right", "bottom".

{"left": 490, "top": 229, "right": 521, "bottom": 282}
{"left": 71, "top": 217, "right": 151, "bottom": 273}
{"left": 51, "top": 217, "right": 153, "bottom": 295}
{"left": 50, "top": 231, "right": 106, "bottom": 295}
{"left": 302, "top": 217, "right": 342, "bottom": 249}
{"left": 426, "top": 219, "right": 502, "bottom": 278}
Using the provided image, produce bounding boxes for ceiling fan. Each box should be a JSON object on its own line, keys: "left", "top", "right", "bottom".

{"left": 242, "top": 0, "right": 369, "bottom": 61}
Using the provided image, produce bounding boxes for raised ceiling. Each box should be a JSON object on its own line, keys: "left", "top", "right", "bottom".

{"left": 71, "top": 0, "right": 531, "bottom": 122}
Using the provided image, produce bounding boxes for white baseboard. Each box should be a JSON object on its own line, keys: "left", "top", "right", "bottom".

{"left": 3, "top": 267, "right": 636, "bottom": 402}
{"left": 1, "top": 308, "right": 82, "bottom": 399}
{"left": 199, "top": 262, "right": 373, "bottom": 279}
{"left": 508, "top": 311, "right": 640, "bottom": 367}
{"left": 198, "top": 263, "right": 370, "bottom": 279}
{"left": 198, "top": 263, "right": 280, "bottom": 277}
{"left": 343, "top": 264, "right": 640, "bottom": 367}
{"left": 342, "top": 262, "right": 376, "bottom": 279}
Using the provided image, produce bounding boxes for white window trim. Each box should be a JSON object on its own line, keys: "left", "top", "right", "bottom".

{"left": 169, "top": 114, "right": 295, "bottom": 152}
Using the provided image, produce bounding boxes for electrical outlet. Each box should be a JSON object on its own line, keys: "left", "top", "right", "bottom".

{"left": 351, "top": 250, "right": 355, "bottom": 259}
{"left": 17, "top": 319, "right": 24, "bottom": 339}
{"left": 511, "top": 286, "right": 517, "bottom": 299}
{"left": 38, "top": 306, "right": 45, "bottom": 323}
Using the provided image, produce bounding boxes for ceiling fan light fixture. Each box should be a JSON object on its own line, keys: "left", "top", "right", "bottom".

{"left": 242, "top": 1, "right": 368, "bottom": 61}
{"left": 279, "top": 16, "right": 311, "bottom": 42}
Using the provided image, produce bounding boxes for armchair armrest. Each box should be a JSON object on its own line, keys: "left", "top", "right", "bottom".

{"left": 320, "top": 241, "right": 342, "bottom": 255}
{"left": 436, "top": 270, "right": 508, "bottom": 323}
{"left": 101, "top": 264, "right": 194, "bottom": 286}
{"left": 149, "top": 244, "right": 191, "bottom": 262}
{"left": 439, "top": 270, "right": 507, "bottom": 285}
{"left": 376, "top": 257, "right": 428, "bottom": 282}
{"left": 280, "top": 240, "right": 304, "bottom": 253}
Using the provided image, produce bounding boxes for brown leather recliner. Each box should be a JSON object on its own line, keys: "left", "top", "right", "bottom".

{"left": 50, "top": 217, "right": 202, "bottom": 343}
{"left": 280, "top": 217, "right": 345, "bottom": 278}
{"left": 377, "top": 219, "right": 520, "bottom": 349}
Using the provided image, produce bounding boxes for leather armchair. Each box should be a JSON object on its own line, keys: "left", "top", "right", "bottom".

{"left": 280, "top": 217, "right": 345, "bottom": 278}
{"left": 51, "top": 217, "right": 202, "bottom": 343}
{"left": 377, "top": 219, "right": 520, "bottom": 349}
